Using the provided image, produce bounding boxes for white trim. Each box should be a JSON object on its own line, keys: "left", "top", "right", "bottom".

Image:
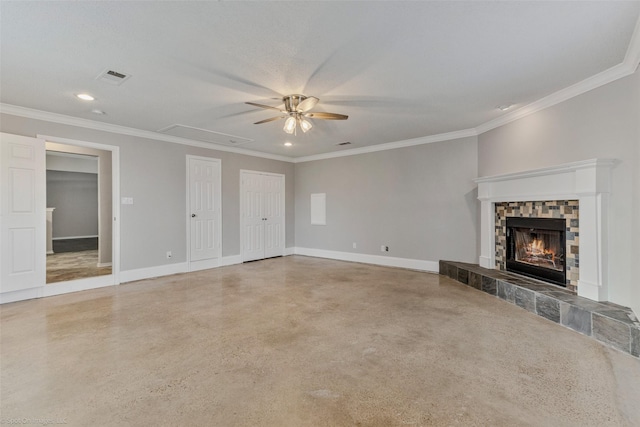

{"left": 474, "top": 159, "right": 617, "bottom": 186}
{"left": 293, "top": 129, "right": 478, "bottom": 163}
{"left": 186, "top": 155, "right": 222, "bottom": 273}
{"left": 475, "top": 159, "right": 615, "bottom": 302}
{"left": 284, "top": 247, "right": 295, "bottom": 256}
{"left": 476, "top": 13, "right": 640, "bottom": 135}
{"left": 2, "top": 104, "right": 291, "bottom": 162}
{"left": 42, "top": 275, "right": 113, "bottom": 297}
{"left": 119, "top": 262, "right": 188, "bottom": 284}
{"left": 189, "top": 258, "right": 220, "bottom": 272}
{"left": 221, "top": 254, "right": 243, "bottom": 267}
{"left": 96, "top": 262, "right": 112, "bottom": 268}
{"left": 0, "top": 287, "right": 42, "bottom": 304}
{"left": 475, "top": 63, "right": 636, "bottom": 134}
{"left": 239, "top": 169, "right": 286, "bottom": 178}
{"left": 293, "top": 247, "right": 439, "bottom": 272}
{"left": 38, "top": 134, "right": 121, "bottom": 286}
{"left": 3, "top": 12, "right": 639, "bottom": 165}
{"left": 52, "top": 235, "right": 98, "bottom": 240}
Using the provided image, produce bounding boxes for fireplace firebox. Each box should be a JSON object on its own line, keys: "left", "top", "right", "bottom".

{"left": 506, "top": 217, "right": 566, "bottom": 286}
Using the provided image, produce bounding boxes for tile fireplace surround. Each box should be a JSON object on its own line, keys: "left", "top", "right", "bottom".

{"left": 475, "top": 159, "right": 615, "bottom": 302}
{"left": 449, "top": 159, "right": 640, "bottom": 358}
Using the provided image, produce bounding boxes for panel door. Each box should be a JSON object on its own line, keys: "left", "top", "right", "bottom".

{"left": 263, "top": 174, "right": 284, "bottom": 259}
{"left": 189, "top": 158, "right": 220, "bottom": 262}
{"left": 0, "top": 133, "right": 46, "bottom": 293}
{"left": 241, "top": 172, "right": 265, "bottom": 262}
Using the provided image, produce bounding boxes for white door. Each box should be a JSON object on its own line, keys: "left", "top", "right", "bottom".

{"left": 241, "top": 171, "right": 265, "bottom": 262}
{"left": 241, "top": 171, "right": 285, "bottom": 262}
{"left": 0, "top": 133, "right": 46, "bottom": 293}
{"left": 263, "top": 174, "right": 284, "bottom": 258}
{"left": 188, "top": 157, "right": 220, "bottom": 266}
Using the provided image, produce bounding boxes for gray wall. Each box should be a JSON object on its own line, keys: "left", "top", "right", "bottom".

{"left": 295, "top": 136, "right": 479, "bottom": 264}
{"left": 0, "top": 113, "right": 295, "bottom": 272}
{"left": 478, "top": 67, "right": 640, "bottom": 314}
{"left": 46, "top": 170, "right": 98, "bottom": 238}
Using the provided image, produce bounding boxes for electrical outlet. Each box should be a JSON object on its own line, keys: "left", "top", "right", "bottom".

{"left": 353, "top": 242, "right": 357, "bottom": 249}
{"left": 166, "top": 251, "right": 172, "bottom": 259}
{"left": 381, "top": 245, "right": 389, "bottom": 252}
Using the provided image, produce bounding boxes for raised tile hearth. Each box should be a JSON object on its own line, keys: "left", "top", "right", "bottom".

{"left": 439, "top": 260, "right": 640, "bottom": 358}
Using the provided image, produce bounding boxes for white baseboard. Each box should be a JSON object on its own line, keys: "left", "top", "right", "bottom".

{"left": 221, "top": 254, "right": 242, "bottom": 267}
{"left": 293, "top": 247, "right": 439, "bottom": 272}
{"left": 189, "top": 258, "right": 220, "bottom": 272}
{"left": 43, "top": 275, "right": 114, "bottom": 297}
{"left": 0, "top": 287, "right": 42, "bottom": 304}
{"left": 52, "top": 235, "right": 99, "bottom": 240}
{"left": 120, "top": 262, "right": 188, "bottom": 283}
{"left": 96, "top": 262, "right": 112, "bottom": 268}
{"left": 284, "top": 247, "right": 295, "bottom": 256}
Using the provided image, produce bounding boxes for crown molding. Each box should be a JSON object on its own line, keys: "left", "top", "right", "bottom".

{"left": 2, "top": 12, "right": 639, "bottom": 164}
{"left": 476, "top": 13, "right": 640, "bottom": 135}
{"left": 0, "top": 103, "right": 294, "bottom": 163}
{"left": 293, "top": 128, "right": 478, "bottom": 163}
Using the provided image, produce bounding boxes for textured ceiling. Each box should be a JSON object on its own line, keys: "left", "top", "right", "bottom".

{"left": 1, "top": 1, "right": 639, "bottom": 158}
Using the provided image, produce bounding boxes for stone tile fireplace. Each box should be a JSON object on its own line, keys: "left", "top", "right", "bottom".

{"left": 475, "top": 159, "right": 615, "bottom": 302}
{"left": 438, "top": 159, "right": 640, "bottom": 358}
{"left": 496, "top": 201, "right": 578, "bottom": 291}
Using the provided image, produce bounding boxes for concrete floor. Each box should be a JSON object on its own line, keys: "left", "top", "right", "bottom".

{"left": 1, "top": 255, "right": 639, "bottom": 426}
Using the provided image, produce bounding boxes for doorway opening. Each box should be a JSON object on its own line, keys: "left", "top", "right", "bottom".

{"left": 45, "top": 150, "right": 111, "bottom": 283}
{"left": 39, "top": 135, "right": 120, "bottom": 293}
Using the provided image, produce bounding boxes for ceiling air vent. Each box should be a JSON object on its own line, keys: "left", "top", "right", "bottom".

{"left": 336, "top": 141, "right": 352, "bottom": 146}
{"left": 96, "top": 69, "right": 132, "bottom": 86}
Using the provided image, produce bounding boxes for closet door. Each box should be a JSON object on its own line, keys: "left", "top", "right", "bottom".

{"left": 240, "top": 171, "right": 285, "bottom": 262}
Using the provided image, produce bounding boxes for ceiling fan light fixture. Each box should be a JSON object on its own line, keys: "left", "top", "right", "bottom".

{"left": 300, "top": 118, "right": 312, "bottom": 133}
{"left": 283, "top": 116, "right": 296, "bottom": 134}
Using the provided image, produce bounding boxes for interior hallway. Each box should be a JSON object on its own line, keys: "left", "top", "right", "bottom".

{"left": 1, "top": 256, "right": 639, "bottom": 426}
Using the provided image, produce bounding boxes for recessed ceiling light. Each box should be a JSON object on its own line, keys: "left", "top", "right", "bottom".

{"left": 497, "top": 104, "right": 513, "bottom": 111}
{"left": 284, "top": 142, "right": 293, "bottom": 147}
{"left": 76, "top": 93, "right": 95, "bottom": 101}
{"left": 91, "top": 109, "right": 106, "bottom": 115}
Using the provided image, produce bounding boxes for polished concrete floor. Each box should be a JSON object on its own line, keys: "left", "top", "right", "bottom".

{"left": 2, "top": 256, "right": 639, "bottom": 426}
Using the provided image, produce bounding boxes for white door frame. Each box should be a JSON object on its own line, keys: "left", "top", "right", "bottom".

{"left": 240, "top": 169, "right": 285, "bottom": 262}
{"left": 37, "top": 134, "right": 120, "bottom": 295}
{"left": 186, "top": 155, "right": 221, "bottom": 272}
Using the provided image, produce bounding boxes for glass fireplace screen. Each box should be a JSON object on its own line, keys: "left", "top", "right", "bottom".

{"left": 506, "top": 217, "right": 566, "bottom": 286}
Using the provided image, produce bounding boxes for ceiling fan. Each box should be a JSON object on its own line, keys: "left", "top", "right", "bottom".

{"left": 246, "top": 94, "right": 348, "bottom": 134}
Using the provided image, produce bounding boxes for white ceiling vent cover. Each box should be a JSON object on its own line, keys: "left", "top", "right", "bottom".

{"left": 96, "top": 69, "right": 132, "bottom": 86}
{"left": 158, "top": 124, "right": 254, "bottom": 146}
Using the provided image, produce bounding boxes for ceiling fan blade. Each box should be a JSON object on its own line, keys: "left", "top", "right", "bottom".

{"left": 305, "top": 112, "right": 348, "bottom": 120}
{"left": 254, "top": 116, "right": 285, "bottom": 124}
{"left": 245, "top": 101, "right": 283, "bottom": 112}
{"left": 296, "top": 96, "right": 319, "bottom": 112}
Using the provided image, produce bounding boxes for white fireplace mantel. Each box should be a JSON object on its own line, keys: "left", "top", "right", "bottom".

{"left": 474, "top": 159, "right": 616, "bottom": 302}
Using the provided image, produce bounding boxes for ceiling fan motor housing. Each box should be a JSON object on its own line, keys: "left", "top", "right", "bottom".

{"left": 283, "top": 94, "right": 307, "bottom": 112}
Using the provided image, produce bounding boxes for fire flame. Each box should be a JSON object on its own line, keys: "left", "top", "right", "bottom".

{"left": 527, "top": 239, "right": 555, "bottom": 260}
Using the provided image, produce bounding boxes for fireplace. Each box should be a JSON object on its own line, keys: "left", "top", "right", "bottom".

{"left": 506, "top": 217, "right": 566, "bottom": 286}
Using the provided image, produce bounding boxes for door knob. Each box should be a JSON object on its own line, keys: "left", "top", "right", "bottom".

{"left": 191, "top": 214, "right": 196, "bottom": 218}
